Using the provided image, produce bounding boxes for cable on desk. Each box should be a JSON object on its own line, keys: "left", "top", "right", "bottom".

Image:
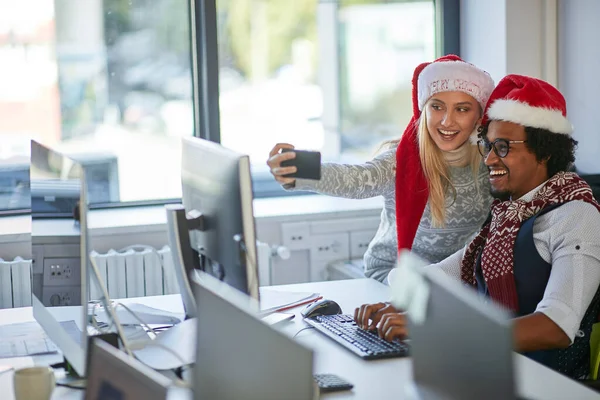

{"left": 112, "top": 302, "right": 159, "bottom": 336}
{"left": 89, "top": 256, "right": 133, "bottom": 358}
{"left": 50, "top": 361, "right": 67, "bottom": 370}
{"left": 293, "top": 326, "right": 315, "bottom": 338}
{"left": 150, "top": 325, "right": 176, "bottom": 332}
{"left": 129, "top": 339, "right": 189, "bottom": 367}
{"left": 57, "top": 381, "right": 87, "bottom": 390}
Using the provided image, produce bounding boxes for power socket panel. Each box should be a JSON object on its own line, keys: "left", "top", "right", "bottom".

{"left": 42, "top": 286, "right": 81, "bottom": 307}
{"left": 43, "top": 257, "right": 81, "bottom": 287}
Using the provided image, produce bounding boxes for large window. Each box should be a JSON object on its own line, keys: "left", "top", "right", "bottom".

{"left": 0, "top": 0, "right": 452, "bottom": 212}
{"left": 215, "top": 0, "right": 438, "bottom": 196}
{"left": 0, "top": 0, "right": 192, "bottom": 212}
{"left": 338, "top": 0, "right": 435, "bottom": 160}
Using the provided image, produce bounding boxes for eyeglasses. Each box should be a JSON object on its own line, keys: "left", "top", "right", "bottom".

{"left": 477, "top": 138, "right": 527, "bottom": 158}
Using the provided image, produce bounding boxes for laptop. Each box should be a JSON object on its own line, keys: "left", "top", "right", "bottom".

{"left": 394, "top": 251, "right": 524, "bottom": 400}
{"left": 85, "top": 338, "right": 171, "bottom": 400}
{"left": 191, "top": 271, "right": 316, "bottom": 400}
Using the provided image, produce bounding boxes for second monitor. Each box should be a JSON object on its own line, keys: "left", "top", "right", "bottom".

{"left": 167, "top": 137, "right": 260, "bottom": 318}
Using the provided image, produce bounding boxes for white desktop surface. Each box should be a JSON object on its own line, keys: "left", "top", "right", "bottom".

{"left": 270, "top": 279, "right": 600, "bottom": 400}
{"left": 0, "top": 295, "right": 187, "bottom": 400}
{"left": 0, "top": 281, "right": 598, "bottom": 399}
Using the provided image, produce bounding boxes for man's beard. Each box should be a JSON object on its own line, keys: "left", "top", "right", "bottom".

{"left": 490, "top": 188, "right": 511, "bottom": 201}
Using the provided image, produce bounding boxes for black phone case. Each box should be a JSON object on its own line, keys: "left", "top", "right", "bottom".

{"left": 280, "top": 149, "right": 321, "bottom": 180}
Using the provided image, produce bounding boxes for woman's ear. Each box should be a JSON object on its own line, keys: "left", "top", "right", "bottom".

{"left": 469, "top": 124, "right": 482, "bottom": 145}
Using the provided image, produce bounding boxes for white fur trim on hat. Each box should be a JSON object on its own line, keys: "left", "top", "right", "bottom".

{"left": 487, "top": 99, "right": 573, "bottom": 135}
{"left": 418, "top": 60, "right": 495, "bottom": 111}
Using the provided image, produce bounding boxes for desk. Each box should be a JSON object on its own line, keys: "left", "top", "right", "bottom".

{"left": 0, "top": 280, "right": 599, "bottom": 399}
{"left": 0, "top": 295, "right": 187, "bottom": 400}
{"left": 266, "top": 279, "right": 600, "bottom": 400}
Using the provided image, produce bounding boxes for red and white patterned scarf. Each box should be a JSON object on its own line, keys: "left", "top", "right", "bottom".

{"left": 460, "top": 172, "right": 600, "bottom": 312}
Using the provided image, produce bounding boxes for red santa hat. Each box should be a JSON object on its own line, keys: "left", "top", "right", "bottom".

{"left": 396, "top": 55, "right": 494, "bottom": 252}
{"left": 482, "top": 74, "right": 573, "bottom": 135}
{"left": 417, "top": 58, "right": 495, "bottom": 112}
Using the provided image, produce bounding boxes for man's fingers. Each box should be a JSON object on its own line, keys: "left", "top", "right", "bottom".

{"left": 368, "top": 305, "right": 392, "bottom": 329}
{"left": 354, "top": 303, "right": 386, "bottom": 329}
{"left": 377, "top": 313, "right": 407, "bottom": 341}
{"left": 355, "top": 305, "right": 371, "bottom": 329}
{"left": 382, "top": 325, "right": 408, "bottom": 342}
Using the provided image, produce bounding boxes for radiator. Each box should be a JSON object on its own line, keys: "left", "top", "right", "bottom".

{"left": 1, "top": 242, "right": 275, "bottom": 309}
{"left": 89, "top": 245, "right": 179, "bottom": 301}
{"left": 0, "top": 257, "right": 32, "bottom": 309}
{"left": 90, "top": 241, "right": 275, "bottom": 299}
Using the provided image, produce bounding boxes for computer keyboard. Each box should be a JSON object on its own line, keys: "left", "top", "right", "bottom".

{"left": 304, "top": 314, "right": 409, "bottom": 360}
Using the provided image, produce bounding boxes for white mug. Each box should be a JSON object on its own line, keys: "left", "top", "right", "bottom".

{"left": 13, "top": 366, "right": 56, "bottom": 400}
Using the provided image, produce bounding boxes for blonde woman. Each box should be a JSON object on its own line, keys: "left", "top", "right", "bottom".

{"left": 267, "top": 55, "right": 495, "bottom": 283}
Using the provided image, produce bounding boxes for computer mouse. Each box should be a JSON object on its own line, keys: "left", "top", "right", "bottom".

{"left": 301, "top": 299, "right": 342, "bottom": 319}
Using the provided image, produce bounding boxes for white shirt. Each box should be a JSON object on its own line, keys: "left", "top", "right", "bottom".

{"left": 391, "top": 182, "right": 600, "bottom": 343}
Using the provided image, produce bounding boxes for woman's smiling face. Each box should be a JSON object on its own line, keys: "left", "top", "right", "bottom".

{"left": 425, "top": 91, "right": 482, "bottom": 152}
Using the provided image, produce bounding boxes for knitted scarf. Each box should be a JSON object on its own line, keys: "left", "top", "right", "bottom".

{"left": 460, "top": 172, "right": 600, "bottom": 312}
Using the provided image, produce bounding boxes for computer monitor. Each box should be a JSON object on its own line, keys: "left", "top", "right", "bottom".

{"left": 394, "top": 251, "right": 516, "bottom": 400}
{"left": 167, "top": 137, "right": 259, "bottom": 316}
{"left": 192, "top": 270, "right": 315, "bottom": 400}
{"left": 30, "top": 140, "right": 89, "bottom": 376}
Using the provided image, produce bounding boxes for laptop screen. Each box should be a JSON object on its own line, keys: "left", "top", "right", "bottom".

{"left": 85, "top": 339, "right": 171, "bottom": 400}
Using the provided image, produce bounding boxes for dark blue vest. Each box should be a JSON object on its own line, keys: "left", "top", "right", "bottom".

{"left": 475, "top": 204, "right": 600, "bottom": 379}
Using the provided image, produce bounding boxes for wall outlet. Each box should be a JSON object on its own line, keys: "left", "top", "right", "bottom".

{"left": 43, "top": 257, "right": 81, "bottom": 287}
{"left": 350, "top": 230, "right": 376, "bottom": 259}
{"left": 42, "top": 286, "right": 81, "bottom": 306}
{"left": 281, "top": 222, "right": 311, "bottom": 250}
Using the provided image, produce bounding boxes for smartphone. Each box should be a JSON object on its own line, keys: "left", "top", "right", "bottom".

{"left": 280, "top": 149, "right": 321, "bottom": 180}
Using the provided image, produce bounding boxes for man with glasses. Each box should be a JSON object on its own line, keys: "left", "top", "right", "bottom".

{"left": 356, "top": 74, "right": 600, "bottom": 381}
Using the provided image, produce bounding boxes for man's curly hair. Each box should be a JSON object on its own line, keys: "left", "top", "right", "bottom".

{"left": 480, "top": 125, "right": 578, "bottom": 178}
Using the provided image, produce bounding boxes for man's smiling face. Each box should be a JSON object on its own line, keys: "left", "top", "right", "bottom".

{"left": 483, "top": 121, "right": 549, "bottom": 200}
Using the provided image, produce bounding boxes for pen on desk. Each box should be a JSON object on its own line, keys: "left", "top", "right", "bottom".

{"left": 275, "top": 296, "right": 323, "bottom": 313}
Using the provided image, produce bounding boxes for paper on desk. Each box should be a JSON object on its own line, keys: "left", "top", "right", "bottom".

{"left": 132, "top": 318, "right": 196, "bottom": 370}
{"left": 390, "top": 250, "right": 430, "bottom": 325}
{"left": 94, "top": 303, "right": 184, "bottom": 326}
{"left": 0, "top": 322, "right": 59, "bottom": 358}
{"left": 258, "top": 288, "right": 320, "bottom": 313}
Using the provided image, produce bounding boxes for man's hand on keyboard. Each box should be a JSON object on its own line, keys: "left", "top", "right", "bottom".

{"left": 377, "top": 312, "right": 408, "bottom": 342}
{"left": 354, "top": 302, "right": 399, "bottom": 331}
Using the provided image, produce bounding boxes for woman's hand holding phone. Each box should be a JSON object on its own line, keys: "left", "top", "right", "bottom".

{"left": 267, "top": 143, "right": 297, "bottom": 185}
{"left": 268, "top": 143, "right": 322, "bottom": 183}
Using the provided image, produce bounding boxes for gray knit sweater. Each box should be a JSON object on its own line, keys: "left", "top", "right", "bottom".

{"left": 288, "top": 148, "right": 493, "bottom": 283}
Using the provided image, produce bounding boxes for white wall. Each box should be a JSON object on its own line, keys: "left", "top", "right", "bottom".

{"left": 460, "top": 0, "right": 507, "bottom": 83}
{"left": 460, "top": 0, "right": 557, "bottom": 85}
{"left": 461, "top": 0, "right": 600, "bottom": 174}
{"left": 558, "top": 0, "right": 600, "bottom": 174}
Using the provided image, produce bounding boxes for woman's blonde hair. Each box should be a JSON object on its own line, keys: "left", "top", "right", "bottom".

{"left": 417, "top": 106, "right": 482, "bottom": 227}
